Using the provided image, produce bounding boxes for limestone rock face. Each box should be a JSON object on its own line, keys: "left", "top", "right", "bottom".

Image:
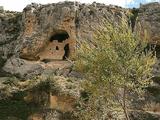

{"left": 136, "top": 2, "right": 160, "bottom": 44}
{"left": 1, "top": 2, "right": 160, "bottom": 120}
{"left": 0, "top": 2, "right": 129, "bottom": 78}
{"left": 0, "top": 11, "right": 21, "bottom": 69}
{"left": 19, "top": 2, "right": 128, "bottom": 61}
{"left": 1, "top": 2, "right": 160, "bottom": 78}
{"left": 3, "top": 57, "right": 44, "bottom": 79}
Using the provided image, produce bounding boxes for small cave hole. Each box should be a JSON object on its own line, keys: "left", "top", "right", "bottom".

{"left": 41, "top": 59, "right": 51, "bottom": 63}
{"left": 89, "top": 10, "right": 95, "bottom": 16}
{"left": 56, "top": 46, "right": 59, "bottom": 50}
{"left": 50, "top": 31, "right": 69, "bottom": 43}
{"left": 63, "top": 44, "right": 70, "bottom": 60}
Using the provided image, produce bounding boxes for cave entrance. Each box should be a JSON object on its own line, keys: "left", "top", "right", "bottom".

{"left": 38, "top": 30, "right": 71, "bottom": 61}
{"left": 50, "top": 31, "right": 69, "bottom": 43}
{"left": 63, "top": 44, "right": 70, "bottom": 60}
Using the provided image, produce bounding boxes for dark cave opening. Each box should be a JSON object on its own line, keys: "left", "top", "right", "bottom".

{"left": 38, "top": 30, "right": 71, "bottom": 61}
{"left": 56, "top": 46, "right": 59, "bottom": 50}
{"left": 50, "top": 31, "right": 69, "bottom": 42}
{"left": 63, "top": 44, "right": 70, "bottom": 60}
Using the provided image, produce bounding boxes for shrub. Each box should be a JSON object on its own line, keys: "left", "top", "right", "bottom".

{"left": 74, "top": 17, "right": 156, "bottom": 120}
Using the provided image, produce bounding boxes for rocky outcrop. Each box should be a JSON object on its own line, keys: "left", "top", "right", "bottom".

{"left": 0, "top": 2, "right": 130, "bottom": 78}
{"left": 18, "top": 2, "right": 129, "bottom": 61}
{"left": 0, "top": 75, "right": 81, "bottom": 120}
{"left": 0, "top": 2, "right": 160, "bottom": 79}
{"left": 135, "top": 3, "right": 160, "bottom": 119}
{"left": 0, "top": 11, "right": 21, "bottom": 64}
{"left": 3, "top": 57, "right": 44, "bottom": 79}
{"left": 136, "top": 2, "right": 160, "bottom": 44}
{"left": 0, "top": 1, "right": 160, "bottom": 120}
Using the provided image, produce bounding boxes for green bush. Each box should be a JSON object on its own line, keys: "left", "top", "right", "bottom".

{"left": 74, "top": 17, "right": 156, "bottom": 120}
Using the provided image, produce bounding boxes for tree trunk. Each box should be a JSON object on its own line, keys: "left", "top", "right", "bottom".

{"left": 123, "top": 87, "right": 130, "bottom": 120}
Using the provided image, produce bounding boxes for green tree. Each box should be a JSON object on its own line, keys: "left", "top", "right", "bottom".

{"left": 74, "top": 17, "right": 156, "bottom": 120}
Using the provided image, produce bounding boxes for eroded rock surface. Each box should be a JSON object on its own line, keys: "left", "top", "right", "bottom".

{"left": 18, "top": 2, "right": 129, "bottom": 61}
{"left": 136, "top": 2, "right": 160, "bottom": 44}
{"left": 0, "top": 11, "right": 21, "bottom": 71}
{"left": 0, "top": 2, "right": 130, "bottom": 78}
{"left": 0, "top": 1, "right": 160, "bottom": 120}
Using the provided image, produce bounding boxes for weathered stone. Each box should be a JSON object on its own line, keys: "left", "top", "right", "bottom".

{"left": 18, "top": 2, "right": 129, "bottom": 61}
{"left": 0, "top": 11, "right": 21, "bottom": 56}
{"left": 49, "top": 95, "right": 75, "bottom": 112}
{"left": 3, "top": 57, "right": 44, "bottom": 79}
{"left": 0, "top": 2, "right": 160, "bottom": 120}
{"left": 0, "top": 2, "right": 129, "bottom": 78}
{"left": 136, "top": 2, "right": 160, "bottom": 44}
{"left": 55, "top": 68, "right": 71, "bottom": 77}
{"left": 68, "top": 71, "right": 83, "bottom": 78}
{"left": 23, "top": 76, "right": 80, "bottom": 111}
{"left": 0, "top": 11, "right": 22, "bottom": 73}
{"left": 0, "top": 77, "right": 20, "bottom": 100}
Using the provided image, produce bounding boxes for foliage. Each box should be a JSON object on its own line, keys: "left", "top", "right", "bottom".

{"left": 74, "top": 17, "right": 156, "bottom": 120}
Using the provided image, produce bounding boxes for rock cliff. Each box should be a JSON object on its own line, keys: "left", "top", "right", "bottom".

{"left": 0, "top": 11, "right": 21, "bottom": 73}
{"left": 1, "top": 2, "right": 129, "bottom": 79}
{"left": 136, "top": 2, "right": 160, "bottom": 45}
{"left": 19, "top": 2, "right": 128, "bottom": 61}
{"left": 0, "top": 1, "right": 160, "bottom": 120}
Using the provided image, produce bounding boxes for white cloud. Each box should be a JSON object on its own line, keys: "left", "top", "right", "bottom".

{"left": 0, "top": 0, "right": 134, "bottom": 11}
{"left": 126, "top": 0, "right": 134, "bottom": 4}
{"left": 146, "top": 0, "right": 159, "bottom": 2}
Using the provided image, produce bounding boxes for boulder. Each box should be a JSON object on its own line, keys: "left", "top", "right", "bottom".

{"left": 3, "top": 57, "right": 44, "bottom": 79}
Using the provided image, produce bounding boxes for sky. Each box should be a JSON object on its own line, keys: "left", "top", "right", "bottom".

{"left": 0, "top": 0, "right": 159, "bottom": 12}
